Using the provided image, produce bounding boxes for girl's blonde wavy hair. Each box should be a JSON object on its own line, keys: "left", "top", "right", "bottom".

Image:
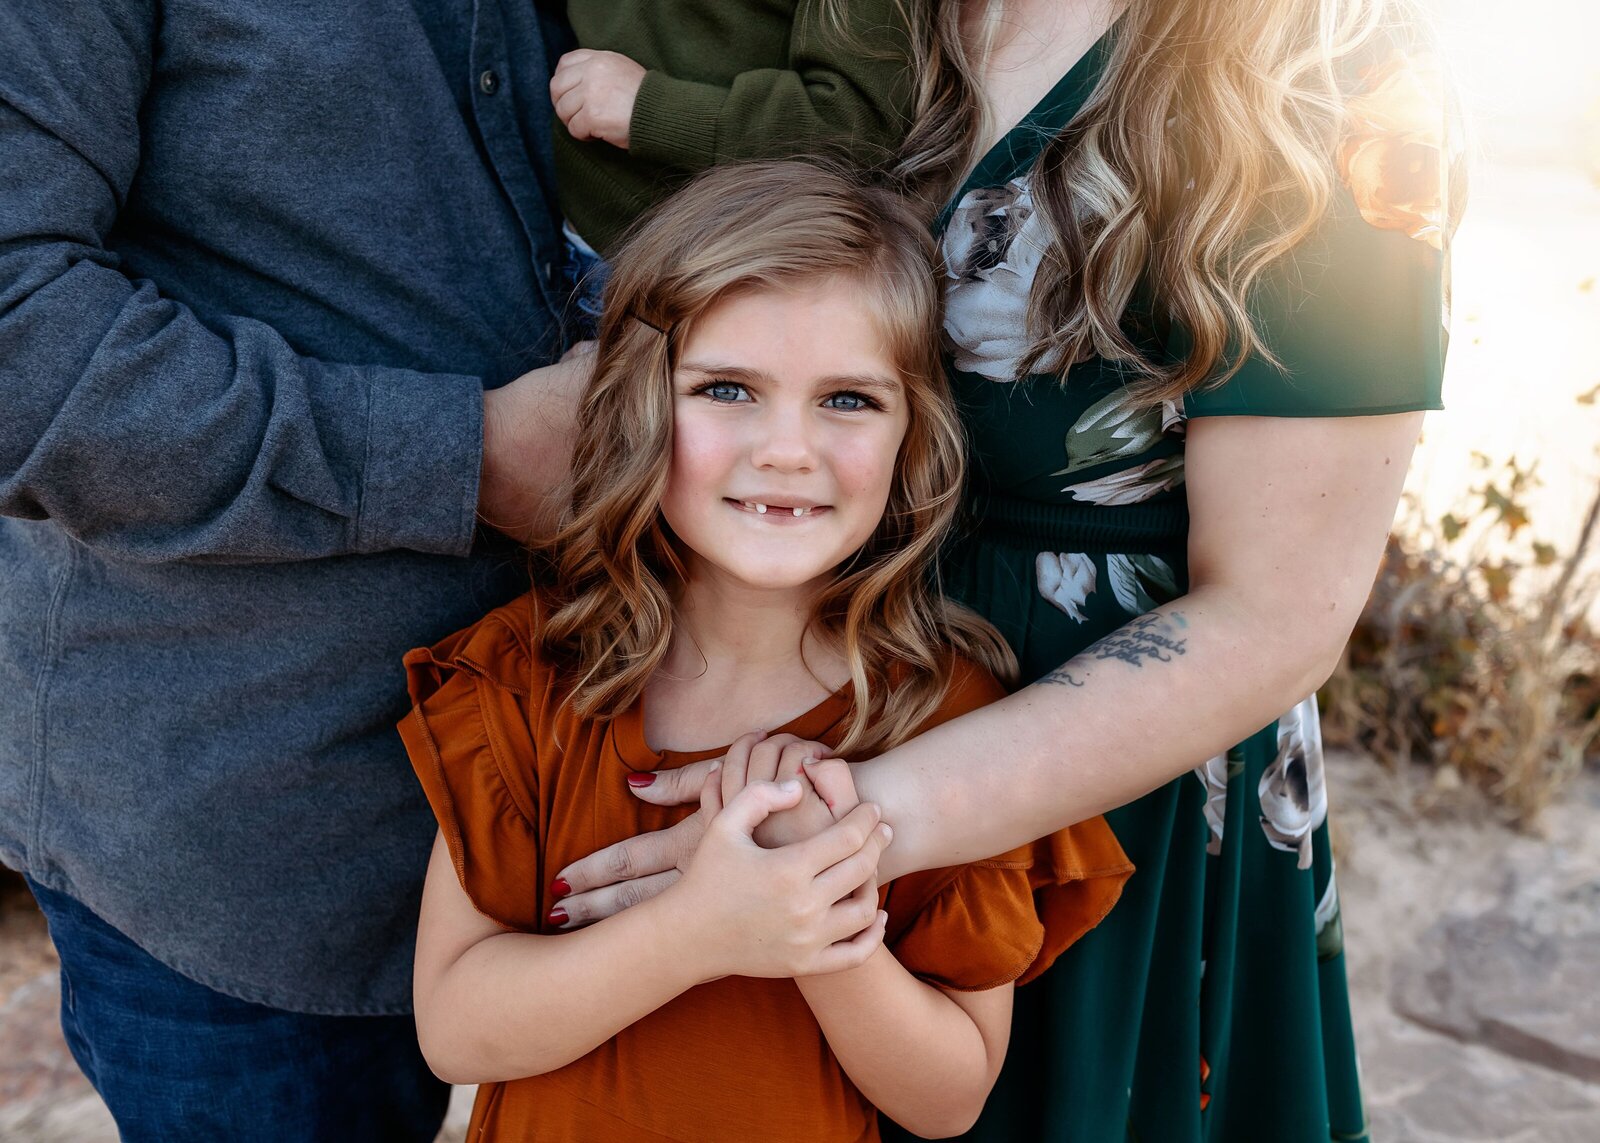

{"left": 894, "top": 0, "right": 1461, "bottom": 403}
{"left": 532, "top": 160, "right": 1016, "bottom": 756}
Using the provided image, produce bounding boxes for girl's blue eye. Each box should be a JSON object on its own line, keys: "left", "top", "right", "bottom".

{"left": 700, "top": 381, "right": 749, "bottom": 403}
{"left": 823, "top": 391, "right": 877, "bottom": 412}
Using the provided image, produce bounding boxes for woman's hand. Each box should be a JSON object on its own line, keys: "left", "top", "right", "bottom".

{"left": 669, "top": 779, "right": 890, "bottom": 980}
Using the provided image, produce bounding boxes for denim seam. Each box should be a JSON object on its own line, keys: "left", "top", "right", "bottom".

{"left": 27, "top": 534, "right": 77, "bottom": 870}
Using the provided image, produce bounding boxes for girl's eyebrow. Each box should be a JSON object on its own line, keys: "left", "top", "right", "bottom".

{"left": 678, "top": 361, "right": 902, "bottom": 396}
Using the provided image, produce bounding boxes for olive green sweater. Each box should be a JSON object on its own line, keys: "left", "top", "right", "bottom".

{"left": 558, "top": 1, "right": 915, "bottom": 256}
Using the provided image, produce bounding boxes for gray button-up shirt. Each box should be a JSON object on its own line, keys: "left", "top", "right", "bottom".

{"left": 0, "top": 0, "right": 567, "bottom": 1014}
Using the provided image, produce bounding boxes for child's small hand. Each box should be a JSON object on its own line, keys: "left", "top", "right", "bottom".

{"left": 714, "top": 732, "right": 862, "bottom": 849}
{"left": 550, "top": 50, "right": 646, "bottom": 150}
{"left": 671, "top": 778, "right": 889, "bottom": 981}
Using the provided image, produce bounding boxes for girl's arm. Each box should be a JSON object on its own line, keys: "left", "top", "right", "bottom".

{"left": 551, "top": 411, "right": 1422, "bottom": 899}
{"left": 797, "top": 950, "right": 1011, "bottom": 1139}
{"left": 413, "top": 782, "right": 890, "bottom": 1083}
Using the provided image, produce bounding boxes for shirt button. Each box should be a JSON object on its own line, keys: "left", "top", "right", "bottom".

{"left": 479, "top": 69, "right": 500, "bottom": 96}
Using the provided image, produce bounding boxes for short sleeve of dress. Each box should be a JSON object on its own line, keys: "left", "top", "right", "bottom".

{"left": 888, "top": 817, "right": 1133, "bottom": 992}
{"left": 1184, "top": 47, "right": 1457, "bottom": 419}
{"left": 398, "top": 604, "right": 545, "bottom": 932}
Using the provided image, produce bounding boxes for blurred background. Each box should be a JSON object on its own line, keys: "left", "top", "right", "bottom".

{"left": 2, "top": 1, "right": 1597, "bottom": 1139}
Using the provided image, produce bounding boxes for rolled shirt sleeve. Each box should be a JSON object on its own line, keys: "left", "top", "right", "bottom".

{"left": 0, "top": 0, "right": 487, "bottom": 564}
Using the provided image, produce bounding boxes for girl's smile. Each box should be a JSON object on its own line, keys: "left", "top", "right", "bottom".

{"left": 660, "top": 276, "right": 909, "bottom": 598}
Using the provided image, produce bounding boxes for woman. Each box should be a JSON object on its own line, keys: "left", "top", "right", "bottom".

{"left": 547, "top": 0, "right": 1458, "bottom": 1138}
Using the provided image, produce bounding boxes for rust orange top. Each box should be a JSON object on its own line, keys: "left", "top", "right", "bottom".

{"left": 399, "top": 594, "right": 1132, "bottom": 1143}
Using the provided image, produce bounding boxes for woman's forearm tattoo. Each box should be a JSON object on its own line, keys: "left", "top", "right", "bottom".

{"left": 1034, "top": 611, "right": 1190, "bottom": 691}
{"left": 1092, "top": 611, "right": 1189, "bottom": 668}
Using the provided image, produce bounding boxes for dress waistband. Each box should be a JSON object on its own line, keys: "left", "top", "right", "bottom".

{"left": 957, "top": 492, "right": 1188, "bottom": 555}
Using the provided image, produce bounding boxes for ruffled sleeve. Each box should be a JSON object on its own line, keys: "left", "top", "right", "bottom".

{"left": 397, "top": 599, "right": 546, "bottom": 931}
{"left": 887, "top": 816, "right": 1133, "bottom": 992}
{"left": 1183, "top": 45, "right": 1459, "bottom": 419}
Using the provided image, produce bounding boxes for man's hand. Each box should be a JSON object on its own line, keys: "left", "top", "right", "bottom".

{"left": 478, "top": 353, "right": 593, "bottom": 543}
{"left": 550, "top": 50, "right": 647, "bottom": 150}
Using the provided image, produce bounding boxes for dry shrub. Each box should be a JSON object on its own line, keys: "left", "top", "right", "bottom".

{"left": 1321, "top": 453, "right": 1600, "bottom": 827}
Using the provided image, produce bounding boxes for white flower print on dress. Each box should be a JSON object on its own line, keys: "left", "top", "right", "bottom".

{"left": 941, "top": 178, "right": 1065, "bottom": 383}
{"left": 1257, "top": 696, "right": 1329, "bottom": 869}
{"left": 1054, "top": 392, "right": 1186, "bottom": 480}
{"left": 1105, "top": 553, "right": 1179, "bottom": 615}
{"left": 1036, "top": 552, "right": 1097, "bottom": 622}
{"left": 1314, "top": 872, "right": 1345, "bottom": 960}
{"left": 1062, "top": 455, "right": 1186, "bottom": 505}
{"left": 1194, "top": 752, "right": 1230, "bottom": 856}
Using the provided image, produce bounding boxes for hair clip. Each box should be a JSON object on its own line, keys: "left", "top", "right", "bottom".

{"left": 629, "top": 311, "right": 669, "bottom": 336}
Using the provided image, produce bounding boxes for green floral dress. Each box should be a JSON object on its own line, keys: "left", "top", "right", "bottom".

{"left": 902, "top": 32, "right": 1452, "bottom": 1143}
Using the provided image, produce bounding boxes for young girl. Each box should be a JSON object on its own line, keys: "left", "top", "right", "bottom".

{"left": 398, "top": 161, "right": 1131, "bottom": 1142}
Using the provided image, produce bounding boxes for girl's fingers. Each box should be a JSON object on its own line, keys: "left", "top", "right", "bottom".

{"left": 627, "top": 756, "right": 722, "bottom": 806}
{"left": 713, "top": 780, "right": 804, "bottom": 839}
{"left": 554, "top": 811, "right": 703, "bottom": 896}
{"left": 554, "top": 870, "right": 680, "bottom": 928}
{"left": 787, "top": 801, "right": 882, "bottom": 873}
{"left": 800, "top": 757, "right": 859, "bottom": 818}
{"left": 813, "top": 822, "right": 891, "bottom": 902}
{"left": 698, "top": 769, "right": 723, "bottom": 818}
{"left": 775, "top": 740, "right": 821, "bottom": 784}
{"left": 807, "top": 910, "right": 888, "bottom": 976}
{"left": 718, "top": 730, "right": 765, "bottom": 806}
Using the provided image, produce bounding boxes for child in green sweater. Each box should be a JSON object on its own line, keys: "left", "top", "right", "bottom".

{"left": 549, "top": 0, "right": 918, "bottom": 339}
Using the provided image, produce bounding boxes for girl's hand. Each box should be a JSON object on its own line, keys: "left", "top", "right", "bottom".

{"left": 712, "top": 732, "right": 861, "bottom": 849}
{"left": 671, "top": 779, "right": 890, "bottom": 980}
{"left": 551, "top": 752, "right": 867, "bottom": 927}
{"left": 549, "top": 50, "right": 646, "bottom": 150}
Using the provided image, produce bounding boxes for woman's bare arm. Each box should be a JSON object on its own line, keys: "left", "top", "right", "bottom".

{"left": 860, "top": 411, "right": 1421, "bottom": 878}
{"left": 555, "top": 412, "right": 1421, "bottom": 905}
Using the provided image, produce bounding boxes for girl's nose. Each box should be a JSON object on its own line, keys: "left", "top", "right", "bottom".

{"left": 749, "top": 404, "right": 819, "bottom": 473}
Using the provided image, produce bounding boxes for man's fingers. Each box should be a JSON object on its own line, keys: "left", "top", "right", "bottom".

{"left": 813, "top": 822, "right": 891, "bottom": 902}
{"left": 554, "top": 870, "right": 679, "bottom": 928}
{"left": 801, "top": 757, "right": 859, "bottom": 818}
{"left": 787, "top": 801, "right": 882, "bottom": 873}
{"left": 628, "top": 756, "right": 722, "bottom": 807}
{"left": 554, "top": 812, "right": 702, "bottom": 895}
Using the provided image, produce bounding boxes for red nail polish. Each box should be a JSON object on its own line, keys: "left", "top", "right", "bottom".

{"left": 550, "top": 877, "right": 571, "bottom": 899}
{"left": 626, "top": 772, "right": 656, "bottom": 788}
{"left": 547, "top": 906, "right": 568, "bottom": 926}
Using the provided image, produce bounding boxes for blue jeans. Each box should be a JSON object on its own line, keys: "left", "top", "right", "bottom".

{"left": 25, "top": 877, "right": 449, "bottom": 1143}
{"left": 562, "top": 220, "right": 610, "bottom": 345}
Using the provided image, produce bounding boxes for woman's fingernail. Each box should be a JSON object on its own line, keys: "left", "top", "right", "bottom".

{"left": 626, "top": 772, "right": 656, "bottom": 788}
{"left": 707, "top": 761, "right": 721, "bottom": 773}
{"left": 878, "top": 823, "right": 893, "bottom": 843}
{"left": 550, "top": 877, "right": 571, "bottom": 899}
{"left": 779, "top": 779, "right": 801, "bottom": 793}
{"left": 547, "top": 906, "right": 568, "bottom": 926}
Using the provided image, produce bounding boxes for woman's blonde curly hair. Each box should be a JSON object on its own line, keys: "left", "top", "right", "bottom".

{"left": 894, "top": 0, "right": 1461, "bottom": 403}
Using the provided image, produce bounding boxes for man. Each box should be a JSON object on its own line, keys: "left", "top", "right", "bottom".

{"left": 0, "top": 2, "right": 582, "bottom": 1138}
